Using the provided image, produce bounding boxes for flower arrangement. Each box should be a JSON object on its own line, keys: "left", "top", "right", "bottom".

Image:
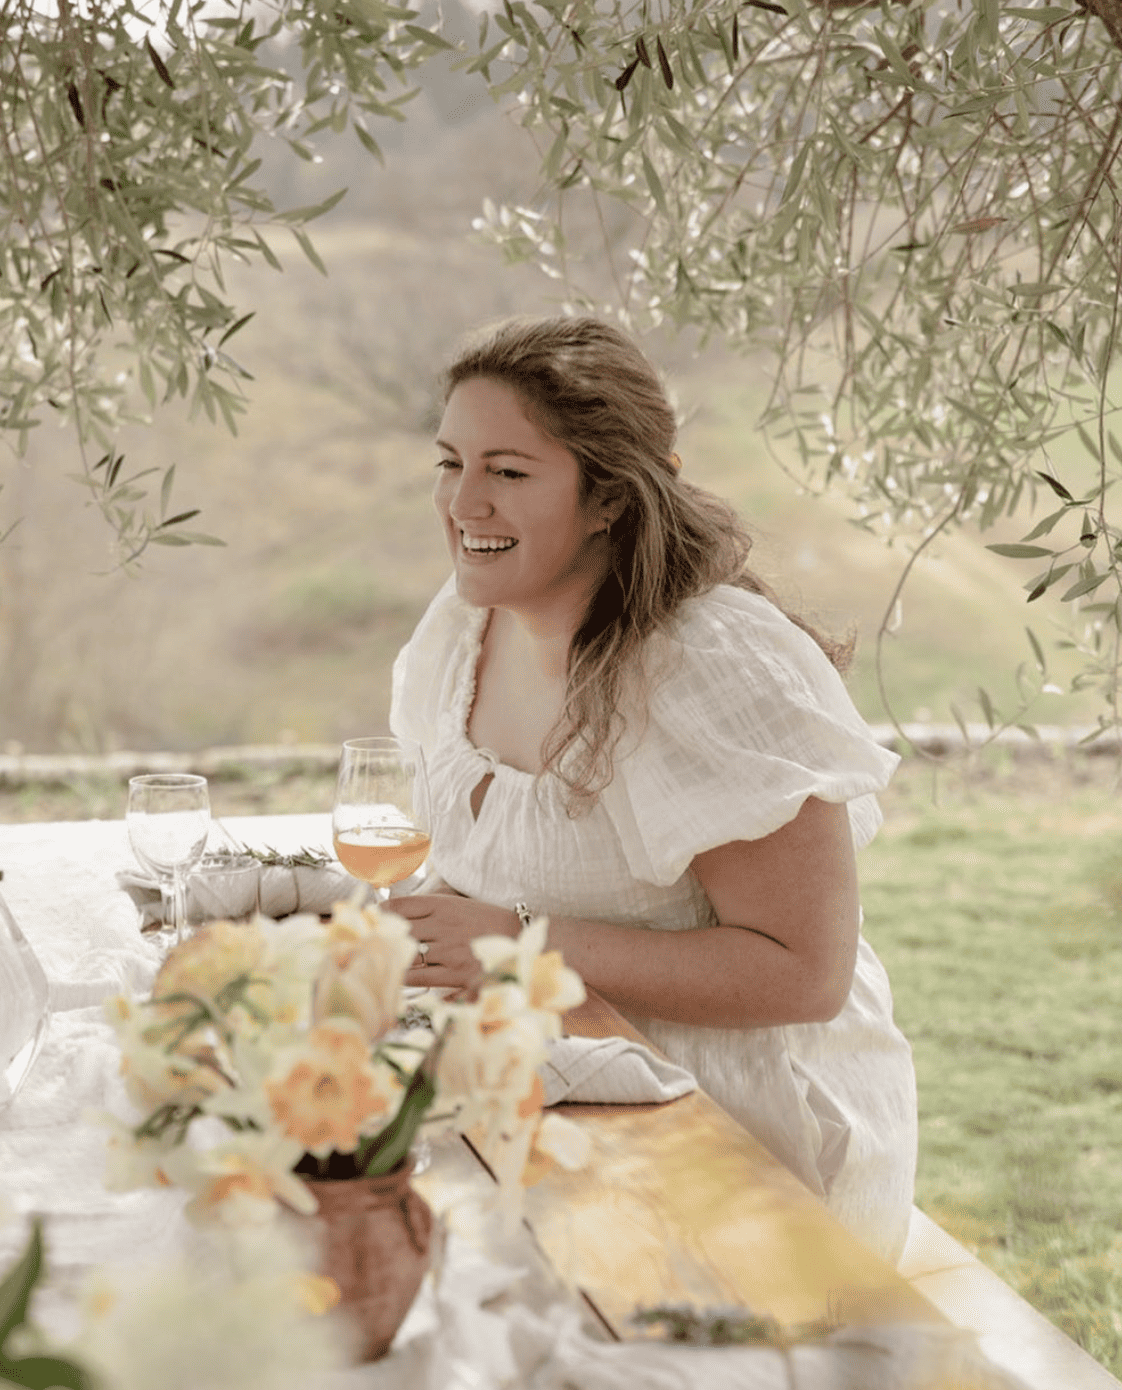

{"left": 101, "top": 896, "right": 590, "bottom": 1225}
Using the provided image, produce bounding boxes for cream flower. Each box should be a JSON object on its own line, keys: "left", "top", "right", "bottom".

{"left": 435, "top": 984, "right": 548, "bottom": 1138}
{"left": 151, "top": 919, "right": 269, "bottom": 1026}
{"left": 530, "top": 1112, "right": 592, "bottom": 1174}
{"left": 472, "top": 916, "right": 585, "bottom": 1032}
{"left": 253, "top": 913, "right": 326, "bottom": 1028}
{"left": 165, "top": 1132, "right": 315, "bottom": 1226}
{"left": 265, "top": 1019, "right": 401, "bottom": 1157}
{"left": 105, "top": 991, "right": 234, "bottom": 1112}
{"left": 97, "top": 1110, "right": 179, "bottom": 1193}
{"left": 75, "top": 1223, "right": 348, "bottom": 1390}
{"left": 313, "top": 934, "right": 411, "bottom": 1042}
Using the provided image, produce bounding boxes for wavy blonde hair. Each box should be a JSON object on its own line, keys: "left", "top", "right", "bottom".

{"left": 443, "top": 316, "right": 853, "bottom": 812}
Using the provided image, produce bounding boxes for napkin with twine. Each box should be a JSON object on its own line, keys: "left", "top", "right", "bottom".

{"left": 542, "top": 1036, "right": 697, "bottom": 1107}
{"left": 116, "top": 855, "right": 368, "bottom": 927}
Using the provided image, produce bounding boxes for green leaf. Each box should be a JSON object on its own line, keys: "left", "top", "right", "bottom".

{"left": 253, "top": 231, "right": 282, "bottom": 272}
{"left": 353, "top": 123, "right": 385, "bottom": 164}
{"left": 780, "top": 143, "right": 810, "bottom": 206}
{"left": 641, "top": 150, "right": 669, "bottom": 218}
{"left": 357, "top": 1025, "right": 449, "bottom": 1177}
{"left": 874, "top": 27, "right": 919, "bottom": 88}
{"left": 0, "top": 1352, "right": 94, "bottom": 1389}
{"left": 1025, "top": 626, "right": 1047, "bottom": 675}
{"left": 1035, "top": 470, "right": 1074, "bottom": 502}
{"left": 0, "top": 1220, "right": 41, "bottom": 1346}
{"left": 291, "top": 228, "right": 328, "bottom": 276}
{"left": 217, "top": 312, "right": 254, "bottom": 348}
{"left": 156, "top": 509, "right": 200, "bottom": 529}
{"left": 986, "top": 543, "right": 1055, "bottom": 558}
{"left": 1061, "top": 571, "right": 1108, "bottom": 601}
{"left": 144, "top": 36, "right": 176, "bottom": 89}
{"left": 276, "top": 187, "right": 349, "bottom": 225}
{"left": 1022, "top": 507, "right": 1068, "bottom": 541}
{"left": 403, "top": 24, "right": 455, "bottom": 50}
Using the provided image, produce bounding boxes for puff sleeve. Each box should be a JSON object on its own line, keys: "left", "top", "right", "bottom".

{"left": 600, "top": 586, "right": 899, "bottom": 887}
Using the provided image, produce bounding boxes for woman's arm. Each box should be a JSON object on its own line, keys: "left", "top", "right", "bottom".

{"left": 385, "top": 796, "right": 860, "bottom": 1030}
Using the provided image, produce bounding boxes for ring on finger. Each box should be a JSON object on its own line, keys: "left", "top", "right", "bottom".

{"left": 415, "top": 940, "right": 430, "bottom": 967}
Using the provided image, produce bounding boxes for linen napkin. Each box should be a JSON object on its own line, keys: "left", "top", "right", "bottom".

{"left": 542, "top": 1036, "right": 697, "bottom": 1107}
{"left": 116, "top": 860, "right": 368, "bottom": 926}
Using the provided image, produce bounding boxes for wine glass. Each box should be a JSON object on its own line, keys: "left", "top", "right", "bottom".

{"left": 332, "top": 738, "right": 431, "bottom": 899}
{"left": 126, "top": 773, "right": 211, "bottom": 950}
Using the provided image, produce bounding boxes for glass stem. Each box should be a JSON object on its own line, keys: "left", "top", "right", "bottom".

{"left": 170, "top": 872, "right": 188, "bottom": 947}
{"left": 158, "top": 882, "right": 174, "bottom": 935}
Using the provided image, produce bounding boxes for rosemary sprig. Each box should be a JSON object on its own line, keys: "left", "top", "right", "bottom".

{"left": 206, "top": 844, "right": 334, "bottom": 870}
{"left": 632, "top": 1304, "right": 840, "bottom": 1348}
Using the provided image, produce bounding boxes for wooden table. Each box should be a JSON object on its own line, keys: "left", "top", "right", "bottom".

{"left": 417, "top": 989, "right": 1122, "bottom": 1389}
{"left": 416, "top": 988, "right": 940, "bottom": 1343}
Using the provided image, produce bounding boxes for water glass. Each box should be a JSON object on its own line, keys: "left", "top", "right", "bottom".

{"left": 126, "top": 773, "right": 211, "bottom": 949}
{"left": 187, "top": 853, "right": 260, "bottom": 927}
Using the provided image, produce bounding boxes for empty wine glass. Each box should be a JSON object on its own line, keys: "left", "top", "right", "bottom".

{"left": 332, "top": 739, "right": 431, "bottom": 900}
{"left": 126, "top": 774, "right": 211, "bottom": 950}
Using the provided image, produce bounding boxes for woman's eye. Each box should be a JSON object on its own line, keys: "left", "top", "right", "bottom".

{"left": 493, "top": 467, "right": 527, "bottom": 480}
{"left": 436, "top": 458, "right": 461, "bottom": 471}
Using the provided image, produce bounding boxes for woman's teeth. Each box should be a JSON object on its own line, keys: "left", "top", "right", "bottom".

{"left": 462, "top": 535, "right": 517, "bottom": 552}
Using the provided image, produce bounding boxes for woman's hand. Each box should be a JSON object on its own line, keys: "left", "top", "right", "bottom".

{"left": 383, "top": 893, "right": 520, "bottom": 992}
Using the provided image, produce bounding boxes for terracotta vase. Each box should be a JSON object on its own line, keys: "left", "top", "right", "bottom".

{"left": 300, "top": 1158, "right": 434, "bottom": 1362}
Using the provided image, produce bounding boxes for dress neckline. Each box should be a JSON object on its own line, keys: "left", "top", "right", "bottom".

{"left": 452, "top": 604, "right": 534, "bottom": 780}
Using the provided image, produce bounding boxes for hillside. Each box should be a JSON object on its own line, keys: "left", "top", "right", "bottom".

{"left": 0, "top": 86, "right": 1100, "bottom": 754}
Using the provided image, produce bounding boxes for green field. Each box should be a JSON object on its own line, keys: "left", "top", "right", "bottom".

{"left": 864, "top": 751, "right": 1122, "bottom": 1375}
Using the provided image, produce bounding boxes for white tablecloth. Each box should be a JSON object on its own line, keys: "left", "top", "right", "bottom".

{"left": 0, "top": 816, "right": 1030, "bottom": 1390}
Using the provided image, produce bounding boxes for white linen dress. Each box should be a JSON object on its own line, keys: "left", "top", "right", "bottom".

{"left": 390, "top": 577, "right": 918, "bottom": 1263}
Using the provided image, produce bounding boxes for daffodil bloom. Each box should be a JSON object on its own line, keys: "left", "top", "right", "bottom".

{"left": 105, "top": 991, "right": 234, "bottom": 1111}
{"left": 97, "top": 1110, "right": 178, "bottom": 1193}
{"left": 151, "top": 919, "right": 270, "bottom": 1029}
{"left": 265, "top": 1019, "right": 401, "bottom": 1157}
{"left": 165, "top": 1132, "right": 315, "bottom": 1226}
{"left": 313, "top": 914, "right": 416, "bottom": 1043}
{"left": 472, "top": 916, "right": 585, "bottom": 1032}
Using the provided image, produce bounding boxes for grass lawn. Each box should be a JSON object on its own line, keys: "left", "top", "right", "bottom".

{"left": 862, "top": 749, "right": 1122, "bottom": 1376}
{"left": 3, "top": 748, "right": 1122, "bottom": 1373}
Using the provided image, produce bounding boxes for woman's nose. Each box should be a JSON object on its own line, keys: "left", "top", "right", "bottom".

{"left": 448, "top": 468, "right": 494, "bottom": 521}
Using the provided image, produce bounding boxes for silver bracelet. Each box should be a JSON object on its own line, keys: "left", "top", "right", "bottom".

{"left": 514, "top": 900, "right": 534, "bottom": 932}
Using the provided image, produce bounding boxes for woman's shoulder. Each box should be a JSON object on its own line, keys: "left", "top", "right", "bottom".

{"left": 601, "top": 584, "right": 896, "bottom": 881}
{"left": 646, "top": 583, "right": 847, "bottom": 708}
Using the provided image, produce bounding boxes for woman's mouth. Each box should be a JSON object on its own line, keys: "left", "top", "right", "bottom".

{"left": 460, "top": 532, "right": 517, "bottom": 554}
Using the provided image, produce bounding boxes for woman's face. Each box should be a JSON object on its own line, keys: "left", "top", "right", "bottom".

{"left": 433, "top": 377, "right": 612, "bottom": 629}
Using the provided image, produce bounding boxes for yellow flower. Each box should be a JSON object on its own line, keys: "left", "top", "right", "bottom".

{"left": 153, "top": 919, "right": 267, "bottom": 1006}
{"left": 294, "top": 1274, "right": 341, "bottom": 1317}
{"left": 313, "top": 926, "right": 415, "bottom": 1043}
{"left": 472, "top": 916, "right": 585, "bottom": 1032}
{"left": 106, "top": 992, "right": 234, "bottom": 1111}
{"left": 265, "top": 1019, "right": 400, "bottom": 1157}
{"left": 166, "top": 1134, "right": 316, "bottom": 1226}
{"left": 435, "top": 984, "right": 547, "bottom": 1139}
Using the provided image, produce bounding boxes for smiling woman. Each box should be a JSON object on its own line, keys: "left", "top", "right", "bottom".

{"left": 384, "top": 316, "right": 917, "bottom": 1264}
{"left": 434, "top": 377, "right": 617, "bottom": 642}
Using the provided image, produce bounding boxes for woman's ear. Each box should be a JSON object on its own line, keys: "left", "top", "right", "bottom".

{"left": 595, "top": 489, "right": 628, "bottom": 533}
